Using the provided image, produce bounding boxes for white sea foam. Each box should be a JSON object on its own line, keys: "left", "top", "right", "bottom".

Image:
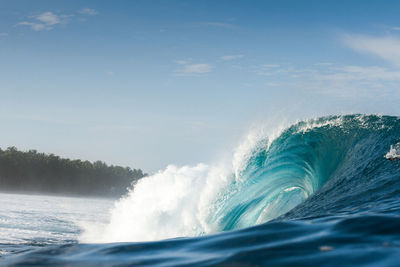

{"left": 80, "top": 161, "right": 240, "bottom": 242}
{"left": 385, "top": 143, "right": 400, "bottom": 160}
{"left": 296, "top": 116, "right": 344, "bottom": 134}
{"left": 80, "top": 124, "right": 285, "bottom": 243}
{"left": 80, "top": 164, "right": 223, "bottom": 242}
{"left": 80, "top": 116, "right": 344, "bottom": 243}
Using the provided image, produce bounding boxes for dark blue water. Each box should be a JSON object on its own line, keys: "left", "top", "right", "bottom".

{"left": 3, "top": 114, "right": 400, "bottom": 266}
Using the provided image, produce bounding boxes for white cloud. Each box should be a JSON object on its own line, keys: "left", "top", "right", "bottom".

{"left": 256, "top": 64, "right": 283, "bottom": 75}
{"left": 343, "top": 34, "right": 400, "bottom": 66}
{"left": 309, "top": 65, "right": 400, "bottom": 97}
{"left": 79, "top": 8, "right": 98, "bottom": 15}
{"left": 36, "top": 11, "right": 62, "bottom": 25}
{"left": 17, "top": 12, "right": 70, "bottom": 31}
{"left": 17, "top": 21, "right": 48, "bottom": 31}
{"left": 174, "top": 60, "right": 213, "bottom": 75}
{"left": 220, "top": 55, "right": 244, "bottom": 61}
{"left": 256, "top": 63, "right": 400, "bottom": 98}
{"left": 391, "top": 27, "right": 400, "bottom": 31}
{"left": 182, "top": 64, "right": 213, "bottom": 74}
{"left": 318, "top": 66, "right": 400, "bottom": 81}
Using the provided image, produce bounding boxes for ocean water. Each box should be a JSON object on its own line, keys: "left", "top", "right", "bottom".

{"left": 0, "top": 193, "right": 114, "bottom": 257}
{"left": 2, "top": 114, "right": 400, "bottom": 266}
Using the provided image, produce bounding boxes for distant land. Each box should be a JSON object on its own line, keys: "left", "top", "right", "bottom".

{"left": 0, "top": 147, "right": 146, "bottom": 198}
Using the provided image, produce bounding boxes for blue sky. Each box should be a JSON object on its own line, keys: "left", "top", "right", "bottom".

{"left": 1, "top": 0, "right": 400, "bottom": 171}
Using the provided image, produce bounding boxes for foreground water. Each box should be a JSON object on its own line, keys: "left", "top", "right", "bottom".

{"left": 0, "top": 193, "right": 113, "bottom": 257}
{"left": 2, "top": 114, "right": 400, "bottom": 266}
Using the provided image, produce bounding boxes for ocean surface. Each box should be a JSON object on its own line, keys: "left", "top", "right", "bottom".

{"left": 2, "top": 114, "right": 400, "bottom": 266}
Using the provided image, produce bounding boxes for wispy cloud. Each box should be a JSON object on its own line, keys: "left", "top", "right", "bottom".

{"left": 255, "top": 64, "right": 282, "bottom": 75}
{"left": 310, "top": 65, "right": 400, "bottom": 97}
{"left": 0, "top": 33, "right": 8, "bottom": 37}
{"left": 174, "top": 60, "right": 213, "bottom": 75}
{"left": 182, "top": 64, "right": 213, "bottom": 74}
{"left": 17, "top": 8, "right": 97, "bottom": 31}
{"left": 17, "top": 22, "right": 47, "bottom": 31}
{"left": 79, "top": 8, "right": 98, "bottom": 15}
{"left": 17, "top": 11, "right": 71, "bottom": 31}
{"left": 315, "top": 66, "right": 400, "bottom": 81}
{"left": 256, "top": 63, "right": 400, "bottom": 97}
{"left": 343, "top": 34, "right": 400, "bottom": 66}
{"left": 220, "top": 55, "right": 244, "bottom": 61}
{"left": 37, "top": 12, "right": 64, "bottom": 25}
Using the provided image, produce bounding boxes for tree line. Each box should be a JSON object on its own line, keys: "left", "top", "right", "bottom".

{"left": 0, "top": 147, "right": 146, "bottom": 197}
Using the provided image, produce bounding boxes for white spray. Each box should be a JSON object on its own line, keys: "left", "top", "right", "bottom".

{"left": 80, "top": 121, "right": 291, "bottom": 243}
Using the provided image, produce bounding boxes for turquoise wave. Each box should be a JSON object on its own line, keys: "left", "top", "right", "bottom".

{"left": 210, "top": 114, "right": 400, "bottom": 231}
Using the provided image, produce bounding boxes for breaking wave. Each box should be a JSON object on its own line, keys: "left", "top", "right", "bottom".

{"left": 80, "top": 114, "right": 400, "bottom": 243}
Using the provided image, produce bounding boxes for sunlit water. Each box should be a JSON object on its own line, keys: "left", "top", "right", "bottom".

{"left": 0, "top": 193, "right": 113, "bottom": 256}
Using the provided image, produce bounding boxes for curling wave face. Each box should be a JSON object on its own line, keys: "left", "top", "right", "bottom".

{"left": 5, "top": 114, "right": 400, "bottom": 266}
{"left": 80, "top": 114, "right": 400, "bottom": 243}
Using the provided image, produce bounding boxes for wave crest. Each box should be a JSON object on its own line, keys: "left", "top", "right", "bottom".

{"left": 81, "top": 114, "right": 400, "bottom": 243}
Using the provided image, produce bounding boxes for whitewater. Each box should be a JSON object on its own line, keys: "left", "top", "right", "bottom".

{"left": 3, "top": 114, "right": 400, "bottom": 266}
